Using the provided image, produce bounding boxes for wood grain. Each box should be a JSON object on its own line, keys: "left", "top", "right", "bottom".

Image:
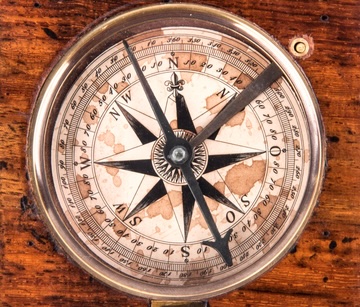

{"left": 1, "top": 0, "right": 359, "bottom": 306}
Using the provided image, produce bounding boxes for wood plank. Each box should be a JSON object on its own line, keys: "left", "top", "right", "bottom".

{"left": 1, "top": 0, "right": 359, "bottom": 306}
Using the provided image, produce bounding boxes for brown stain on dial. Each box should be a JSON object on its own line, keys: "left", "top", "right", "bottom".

{"left": 198, "top": 181, "right": 225, "bottom": 213}
{"left": 252, "top": 194, "right": 278, "bottom": 224}
{"left": 114, "top": 81, "right": 129, "bottom": 94}
{"left": 206, "top": 92, "right": 227, "bottom": 115}
{"left": 304, "top": 149, "right": 310, "bottom": 163}
{"left": 83, "top": 105, "right": 99, "bottom": 125}
{"left": 172, "top": 52, "right": 190, "bottom": 70}
{"left": 146, "top": 190, "right": 182, "bottom": 220}
{"left": 97, "top": 130, "right": 124, "bottom": 186}
{"left": 170, "top": 119, "right": 178, "bottom": 129}
{"left": 234, "top": 74, "right": 252, "bottom": 90}
{"left": 76, "top": 174, "right": 91, "bottom": 199}
{"left": 179, "top": 72, "right": 194, "bottom": 84}
{"left": 225, "top": 160, "right": 266, "bottom": 196}
{"left": 205, "top": 196, "right": 220, "bottom": 212}
{"left": 136, "top": 249, "right": 144, "bottom": 256}
{"left": 103, "top": 165, "right": 122, "bottom": 187}
{"left": 193, "top": 207, "right": 209, "bottom": 230}
{"left": 98, "top": 82, "right": 109, "bottom": 94}
{"left": 271, "top": 79, "right": 283, "bottom": 90}
{"left": 195, "top": 126, "right": 203, "bottom": 134}
{"left": 221, "top": 63, "right": 241, "bottom": 84}
{"left": 170, "top": 52, "right": 208, "bottom": 72}
{"left": 190, "top": 53, "right": 208, "bottom": 72}
{"left": 89, "top": 207, "right": 106, "bottom": 225}
{"left": 168, "top": 190, "right": 182, "bottom": 208}
{"left": 225, "top": 111, "right": 246, "bottom": 127}
{"left": 214, "top": 181, "right": 225, "bottom": 194}
{"left": 294, "top": 139, "right": 301, "bottom": 150}
{"left": 113, "top": 175, "right": 122, "bottom": 187}
{"left": 112, "top": 219, "right": 128, "bottom": 238}
{"left": 114, "top": 143, "right": 125, "bottom": 154}
{"left": 98, "top": 130, "right": 115, "bottom": 147}
{"left": 147, "top": 194, "right": 173, "bottom": 220}
{"left": 105, "top": 166, "right": 119, "bottom": 177}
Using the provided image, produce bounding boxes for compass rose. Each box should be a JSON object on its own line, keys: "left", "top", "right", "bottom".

{"left": 95, "top": 70, "right": 265, "bottom": 247}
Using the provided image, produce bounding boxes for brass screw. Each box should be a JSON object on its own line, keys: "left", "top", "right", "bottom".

{"left": 289, "top": 36, "right": 313, "bottom": 59}
{"left": 294, "top": 42, "right": 306, "bottom": 54}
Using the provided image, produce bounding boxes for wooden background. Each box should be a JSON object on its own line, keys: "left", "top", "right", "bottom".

{"left": 1, "top": 0, "right": 359, "bottom": 306}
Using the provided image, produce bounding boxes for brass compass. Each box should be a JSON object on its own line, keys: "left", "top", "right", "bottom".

{"left": 27, "top": 3, "right": 325, "bottom": 303}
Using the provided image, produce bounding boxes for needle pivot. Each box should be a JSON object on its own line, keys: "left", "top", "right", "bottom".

{"left": 168, "top": 145, "right": 190, "bottom": 165}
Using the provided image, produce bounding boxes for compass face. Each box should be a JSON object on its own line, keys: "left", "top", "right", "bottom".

{"left": 28, "top": 4, "right": 325, "bottom": 301}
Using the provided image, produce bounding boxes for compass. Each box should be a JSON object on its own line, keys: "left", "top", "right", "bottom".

{"left": 27, "top": 3, "right": 325, "bottom": 304}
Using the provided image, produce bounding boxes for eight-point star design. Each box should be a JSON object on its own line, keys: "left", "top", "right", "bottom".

{"left": 96, "top": 72, "right": 264, "bottom": 243}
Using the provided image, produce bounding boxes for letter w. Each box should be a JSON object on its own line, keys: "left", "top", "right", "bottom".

{"left": 121, "top": 90, "right": 131, "bottom": 103}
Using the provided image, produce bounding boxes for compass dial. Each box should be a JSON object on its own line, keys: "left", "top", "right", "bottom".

{"left": 28, "top": 4, "right": 325, "bottom": 301}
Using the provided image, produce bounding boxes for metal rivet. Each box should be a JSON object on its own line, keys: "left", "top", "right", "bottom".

{"left": 294, "top": 42, "right": 306, "bottom": 53}
{"left": 289, "top": 36, "right": 314, "bottom": 59}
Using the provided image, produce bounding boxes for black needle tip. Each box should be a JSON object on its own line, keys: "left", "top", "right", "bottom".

{"left": 203, "top": 228, "right": 234, "bottom": 266}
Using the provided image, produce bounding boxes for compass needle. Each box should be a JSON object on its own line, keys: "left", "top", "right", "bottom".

{"left": 123, "top": 39, "right": 176, "bottom": 143}
{"left": 182, "top": 185, "right": 196, "bottom": 243}
{"left": 126, "top": 35, "right": 235, "bottom": 264}
{"left": 179, "top": 162, "right": 234, "bottom": 266}
{"left": 28, "top": 3, "right": 325, "bottom": 303}
{"left": 190, "top": 63, "right": 283, "bottom": 148}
